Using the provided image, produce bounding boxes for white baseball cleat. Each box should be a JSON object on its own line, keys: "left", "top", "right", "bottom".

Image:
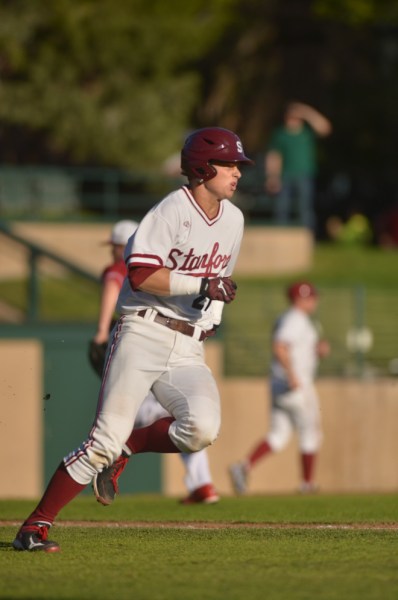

{"left": 299, "top": 481, "right": 319, "bottom": 494}
{"left": 229, "top": 462, "right": 248, "bottom": 495}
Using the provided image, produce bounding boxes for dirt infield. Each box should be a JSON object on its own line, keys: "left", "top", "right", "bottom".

{"left": 2, "top": 520, "right": 398, "bottom": 531}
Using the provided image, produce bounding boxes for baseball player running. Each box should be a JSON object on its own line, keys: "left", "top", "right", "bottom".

{"left": 89, "top": 219, "right": 220, "bottom": 504}
{"left": 229, "top": 281, "right": 330, "bottom": 495}
{"left": 13, "top": 127, "right": 253, "bottom": 551}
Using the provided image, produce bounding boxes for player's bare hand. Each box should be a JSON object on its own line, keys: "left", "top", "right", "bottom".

{"left": 317, "top": 339, "right": 331, "bottom": 358}
{"left": 200, "top": 277, "right": 237, "bottom": 303}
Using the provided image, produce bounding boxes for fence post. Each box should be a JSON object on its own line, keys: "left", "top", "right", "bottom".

{"left": 103, "top": 170, "right": 119, "bottom": 219}
{"left": 354, "top": 284, "right": 366, "bottom": 377}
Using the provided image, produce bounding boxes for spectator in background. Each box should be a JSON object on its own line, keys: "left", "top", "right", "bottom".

{"left": 88, "top": 220, "right": 220, "bottom": 505}
{"left": 265, "top": 101, "right": 332, "bottom": 232}
{"left": 229, "top": 281, "right": 330, "bottom": 495}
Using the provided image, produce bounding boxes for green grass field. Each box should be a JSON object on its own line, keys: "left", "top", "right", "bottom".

{"left": 1, "top": 242, "right": 398, "bottom": 599}
{"left": 1, "top": 493, "right": 398, "bottom": 600}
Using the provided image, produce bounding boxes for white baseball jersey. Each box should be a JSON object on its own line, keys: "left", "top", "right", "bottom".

{"left": 117, "top": 185, "right": 244, "bottom": 331}
{"left": 267, "top": 307, "right": 322, "bottom": 453}
{"left": 271, "top": 307, "right": 319, "bottom": 384}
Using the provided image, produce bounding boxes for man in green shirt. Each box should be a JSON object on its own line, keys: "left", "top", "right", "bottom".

{"left": 265, "top": 102, "right": 332, "bottom": 232}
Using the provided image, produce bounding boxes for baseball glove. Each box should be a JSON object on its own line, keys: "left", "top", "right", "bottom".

{"left": 88, "top": 340, "right": 108, "bottom": 378}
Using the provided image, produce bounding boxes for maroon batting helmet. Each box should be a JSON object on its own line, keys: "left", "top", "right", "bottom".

{"left": 287, "top": 281, "right": 318, "bottom": 302}
{"left": 181, "top": 127, "right": 254, "bottom": 183}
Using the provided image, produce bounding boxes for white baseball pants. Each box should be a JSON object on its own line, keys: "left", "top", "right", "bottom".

{"left": 266, "top": 381, "right": 322, "bottom": 454}
{"left": 65, "top": 311, "right": 221, "bottom": 485}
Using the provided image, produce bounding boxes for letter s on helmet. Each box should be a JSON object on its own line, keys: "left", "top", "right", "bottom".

{"left": 181, "top": 127, "right": 254, "bottom": 183}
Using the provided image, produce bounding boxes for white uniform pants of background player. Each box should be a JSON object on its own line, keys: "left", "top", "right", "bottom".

{"left": 266, "top": 380, "right": 322, "bottom": 454}
{"left": 135, "top": 393, "right": 215, "bottom": 493}
{"left": 66, "top": 311, "right": 221, "bottom": 485}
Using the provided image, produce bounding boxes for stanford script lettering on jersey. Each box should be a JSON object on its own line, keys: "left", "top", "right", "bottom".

{"left": 168, "top": 242, "right": 231, "bottom": 276}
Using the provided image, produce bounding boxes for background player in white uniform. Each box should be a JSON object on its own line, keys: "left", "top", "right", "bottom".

{"left": 13, "top": 127, "right": 254, "bottom": 551}
{"left": 229, "top": 281, "right": 330, "bottom": 495}
{"left": 134, "top": 397, "right": 219, "bottom": 504}
{"left": 88, "top": 220, "right": 220, "bottom": 504}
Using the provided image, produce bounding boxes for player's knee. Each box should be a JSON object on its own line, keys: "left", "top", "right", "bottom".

{"left": 187, "top": 431, "right": 217, "bottom": 452}
{"left": 266, "top": 431, "right": 290, "bottom": 453}
{"left": 196, "top": 413, "right": 220, "bottom": 449}
{"left": 300, "top": 434, "right": 322, "bottom": 454}
{"left": 172, "top": 414, "right": 220, "bottom": 453}
{"left": 86, "top": 439, "right": 123, "bottom": 471}
{"left": 184, "top": 427, "right": 219, "bottom": 453}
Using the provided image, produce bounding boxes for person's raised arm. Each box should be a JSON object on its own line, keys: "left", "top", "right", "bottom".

{"left": 288, "top": 102, "right": 332, "bottom": 137}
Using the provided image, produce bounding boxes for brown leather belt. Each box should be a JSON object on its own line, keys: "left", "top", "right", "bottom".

{"left": 137, "top": 309, "right": 207, "bottom": 341}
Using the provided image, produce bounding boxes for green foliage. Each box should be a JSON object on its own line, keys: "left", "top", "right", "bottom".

{"left": 2, "top": 494, "right": 398, "bottom": 600}
{"left": 313, "top": 0, "right": 398, "bottom": 25}
{"left": 2, "top": 0, "right": 398, "bottom": 202}
{"left": 0, "top": 0, "right": 236, "bottom": 167}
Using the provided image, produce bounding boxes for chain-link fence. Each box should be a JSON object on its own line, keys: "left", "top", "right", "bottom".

{"left": 222, "top": 283, "right": 398, "bottom": 379}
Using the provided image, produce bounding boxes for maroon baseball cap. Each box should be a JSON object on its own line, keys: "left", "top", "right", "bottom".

{"left": 287, "top": 281, "right": 318, "bottom": 301}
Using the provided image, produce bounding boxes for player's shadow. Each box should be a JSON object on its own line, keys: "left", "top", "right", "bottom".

{"left": 0, "top": 541, "right": 14, "bottom": 549}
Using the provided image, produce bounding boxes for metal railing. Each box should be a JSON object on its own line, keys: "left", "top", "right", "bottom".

{"left": 0, "top": 222, "right": 99, "bottom": 322}
{"left": 0, "top": 165, "right": 183, "bottom": 222}
{"left": 0, "top": 165, "right": 278, "bottom": 224}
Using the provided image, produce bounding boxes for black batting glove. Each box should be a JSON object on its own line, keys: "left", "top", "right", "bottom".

{"left": 200, "top": 277, "right": 237, "bottom": 303}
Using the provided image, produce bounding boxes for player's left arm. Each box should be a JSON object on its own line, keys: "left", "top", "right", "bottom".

{"left": 128, "top": 266, "right": 237, "bottom": 304}
{"left": 129, "top": 265, "right": 172, "bottom": 295}
{"left": 93, "top": 277, "right": 121, "bottom": 344}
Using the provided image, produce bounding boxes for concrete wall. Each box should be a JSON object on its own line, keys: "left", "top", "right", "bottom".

{"left": 165, "top": 343, "right": 398, "bottom": 496}
{"left": 3, "top": 339, "right": 397, "bottom": 500}
{"left": 1, "top": 223, "right": 313, "bottom": 280}
{"left": 0, "top": 327, "right": 161, "bottom": 499}
{"left": 0, "top": 340, "right": 43, "bottom": 498}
